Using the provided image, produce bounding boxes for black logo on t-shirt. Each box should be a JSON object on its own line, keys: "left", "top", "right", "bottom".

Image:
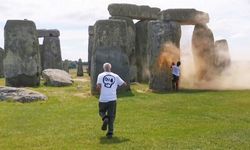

{"left": 103, "top": 75, "right": 115, "bottom": 88}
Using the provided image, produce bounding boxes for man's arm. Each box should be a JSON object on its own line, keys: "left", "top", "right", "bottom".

{"left": 96, "top": 83, "right": 101, "bottom": 92}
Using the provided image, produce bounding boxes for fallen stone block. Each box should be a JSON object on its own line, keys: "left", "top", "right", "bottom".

{"left": 0, "top": 86, "right": 47, "bottom": 103}
{"left": 42, "top": 69, "right": 73, "bottom": 86}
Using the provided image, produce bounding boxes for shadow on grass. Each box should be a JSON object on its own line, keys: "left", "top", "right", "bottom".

{"left": 93, "top": 90, "right": 135, "bottom": 99}
{"left": 99, "top": 136, "right": 130, "bottom": 144}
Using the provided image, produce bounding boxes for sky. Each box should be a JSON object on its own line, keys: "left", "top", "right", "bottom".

{"left": 0, "top": 0, "right": 249, "bottom": 61}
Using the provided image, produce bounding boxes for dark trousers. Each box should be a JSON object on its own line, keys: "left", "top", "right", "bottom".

{"left": 99, "top": 101, "right": 116, "bottom": 133}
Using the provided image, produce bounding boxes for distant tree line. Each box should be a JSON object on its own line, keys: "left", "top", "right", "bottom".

{"left": 63, "top": 60, "right": 88, "bottom": 69}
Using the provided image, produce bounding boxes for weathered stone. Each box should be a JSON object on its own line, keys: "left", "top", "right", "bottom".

{"left": 91, "top": 49, "right": 130, "bottom": 93}
{"left": 0, "top": 86, "right": 47, "bottom": 103}
{"left": 42, "top": 69, "right": 73, "bottom": 86}
{"left": 88, "top": 26, "right": 94, "bottom": 76}
{"left": 77, "top": 58, "right": 84, "bottom": 76}
{"left": 62, "top": 59, "right": 69, "bottom": 73}
{"left": 41, "top": 36, "right": 62, "bottom": 70}
{"left": 91, "top": 19, "right": 130, "bottom": 93}
{"left": 4, "top": 20, "right": 40, "bottom": 87}
{"left": 192, "top": 24, "right": 215, "bottom": 81}
{"left": 37, "top": 29, "right": 60, "bottom": 37}
{"left": 214, "top": 39, "right": 231, "bottom": 73}
{"left": 109, "top": 16, "right": 137, "bottom": 82}
{"left": 148, "top": 21, "right": 181, "bottom": 91}
{"left": 0, "top": 48, "right": 4, "bottom": 77}
{"left": 108, "top": 3, "right": 160, "bottom": 20}
{"left": 159, "top": 9, "right": 209, "bottom": 25}
{"left": 135, "top": 20, "right": 150, "bottom": 83}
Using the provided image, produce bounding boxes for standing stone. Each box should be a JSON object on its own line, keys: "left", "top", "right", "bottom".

{"left": 41, "top": 36, "right": 62, "bottom": 70}
{"left": 135, "top": 20, "right": 151, "bottom": 83}
{"left": 108, "top": 3, "right": 160, "bottom": 20}
{"left": 192, "top": 24, "right": 215, "bottom": 81}
{"left": 214, "top": 39, "right": 231, "bottom": 73}
{"left": 88, "top": 26, "right": 94, "bottom": 76}
{"left": 158, "top": 9, "right": 209, "bottom": 25}
{"left": 77, "top": 58, "right": 84, "bottom": 76}
{"left": 0, "top": 48, "right": 4, "bottom": 77}
{"left": 4, "top": 20, "right": 40, "bottom": 87}
{"left": 63, "top": 59, "right": 69, "bottom": 73}
{"left": 109, "top": 16, "right": 137, "bottom": 82}
{"left": 39, "top": 44, "right": 44, "bottom": 72}
{"left": 91, "top": 19, "right": 130, "bottom": 93}
{"left": 148, "top": 21, "right": 181, "bottom": 91}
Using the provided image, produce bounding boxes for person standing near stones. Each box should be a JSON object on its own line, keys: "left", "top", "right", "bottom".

{"left": 172, "top": 61, "right": 181, "bottom": 91}
{"left": 96, "top": 62, "right": 127, "bottom": 138}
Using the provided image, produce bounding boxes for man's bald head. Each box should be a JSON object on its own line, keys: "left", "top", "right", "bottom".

{"left": 103, "top": 63, "right": 112, "bottom": 72}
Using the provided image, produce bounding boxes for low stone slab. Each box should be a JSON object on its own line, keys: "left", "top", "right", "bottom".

{"left": 42, "top": 69, "right": 73, "bottom": 86}
{"left": 0, "top": 86, "right": 47, "bottom": 103}
{"left": 108, "top": 3, "right": 160, "bottom": 20}
{"left": 37, "top": 29, "right": 60, "bottom": 37}
{"left": 158, "top": 9, "right": 209, "bottom": 25}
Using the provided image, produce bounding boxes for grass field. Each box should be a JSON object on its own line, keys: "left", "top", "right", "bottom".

{"left": 0, "top": 70, "right": 250, "bottom": 149}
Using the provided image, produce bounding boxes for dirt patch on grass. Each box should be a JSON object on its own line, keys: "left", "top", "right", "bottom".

{"left": 73, "top": 78, "right": 89, "bottom": 82}
{"left": 73, "top": 92, "right": 92, "bottom": 98}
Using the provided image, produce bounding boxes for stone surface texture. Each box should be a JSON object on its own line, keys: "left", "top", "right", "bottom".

{"left": 148, "top": 20, "right": 181, "bottom": 91}
{"left": 159, "top": 9, "right": 209, "bottom": 25}
{"left": 42, "top": 69, "right": 73, "bottom": 86}
{"left": 0, "top": 86, "right": 47, "bottom": 103}
{"left": 4, "top": 20, "right": 41, "bottom": 87}
{"left": 108, "top": 3, "right": 160, "bottom": 20}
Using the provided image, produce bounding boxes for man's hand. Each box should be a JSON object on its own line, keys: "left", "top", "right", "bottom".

{"left": 122, "top": 82, "right": 127, "bottom": 87}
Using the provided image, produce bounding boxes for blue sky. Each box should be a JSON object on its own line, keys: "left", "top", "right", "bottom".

{"left": 0, "top": 0, "right": 249, "bottom": 61}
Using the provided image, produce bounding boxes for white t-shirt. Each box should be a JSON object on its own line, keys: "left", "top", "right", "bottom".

{"left": 172, "top": 65, "right": 180, "bottom": 76}
{"left": 96, "top": 72, "right": 125, "bottom": 102}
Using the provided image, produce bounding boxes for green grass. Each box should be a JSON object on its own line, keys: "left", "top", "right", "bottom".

{"left": 0, "top": 73, "right": 250, "bottom": 149}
